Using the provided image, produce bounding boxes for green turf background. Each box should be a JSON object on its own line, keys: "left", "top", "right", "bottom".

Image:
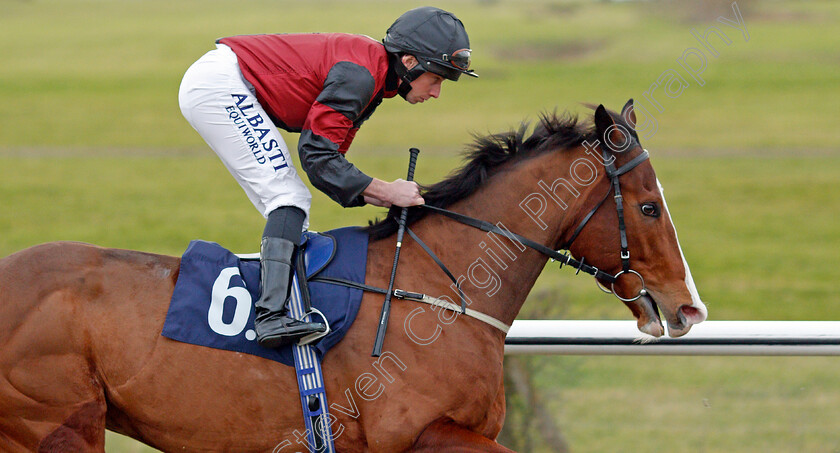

{"left": 1, "top": 0, "right": 838, "bottom": 451}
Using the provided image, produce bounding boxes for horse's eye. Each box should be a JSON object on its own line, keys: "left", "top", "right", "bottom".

{"left": 640, "top": 202, "right": 660, "bottom": 217}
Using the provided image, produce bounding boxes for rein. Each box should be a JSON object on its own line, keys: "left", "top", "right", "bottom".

{"left": 417, "top": 205, "right": 616, "bottom": 283}
{"left": 312, "top": 147, "right": 651, "bottom": 333}
{"left": 414, "top": 148, "right": 651, "bottom": 303}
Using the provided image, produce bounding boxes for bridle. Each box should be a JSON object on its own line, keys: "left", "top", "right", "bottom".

{"left": 312, "top": 144, "right": 652, "bottom": 330}
{"left": 557, "top": 146, "right": 650, "bottom": 302}
{"left": 417, "top": 145, "right": 651, "bottom": 304}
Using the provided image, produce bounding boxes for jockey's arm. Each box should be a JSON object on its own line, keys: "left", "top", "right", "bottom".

{"left": 362, "top": 178, "right": 424, "bottom": 208}
{"left": 297, "top": 133, "right": 424, "bottom": 209}
{"left": 298, "top": 129, "right": 372, "bottom": 207}
{"left": 299, "top": 62, "right": 425, "bottom": 210}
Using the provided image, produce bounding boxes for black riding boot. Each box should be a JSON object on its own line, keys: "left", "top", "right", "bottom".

{"left": 254, "top": 237, "right": 326, "bottom": 348}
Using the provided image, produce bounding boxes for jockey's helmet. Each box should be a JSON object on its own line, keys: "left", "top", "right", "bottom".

{"left": 383, "top": 7, "right": 478, "bottom": 84}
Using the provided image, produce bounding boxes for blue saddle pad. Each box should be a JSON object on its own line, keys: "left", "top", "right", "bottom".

{"left": 161, "top": 226, "right": 368, "bottom": 366}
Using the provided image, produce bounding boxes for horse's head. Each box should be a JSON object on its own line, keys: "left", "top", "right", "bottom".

{"left": 564, "top": 100, "right": 707, "bottom": 338}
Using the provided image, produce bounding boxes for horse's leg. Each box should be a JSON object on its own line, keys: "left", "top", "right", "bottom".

{"left": 0, "top": 245, "right": 108, "bottom": 452}
{"left": 0, "top": 360, "right": 107, "bottom": 453}
{"left": 0, "top": 335, "right": 108, "bottom": 453}
{"left": 35, "top": 399, "right": 107, "bottom": 452}
{"left": 410, "top": 418, "right": 516, "bottom": 453}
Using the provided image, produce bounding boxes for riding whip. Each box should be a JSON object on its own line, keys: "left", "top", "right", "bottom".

{"left": 372, "top": 147, "right": 420, "bottom": 357}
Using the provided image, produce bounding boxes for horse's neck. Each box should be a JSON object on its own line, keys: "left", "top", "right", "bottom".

{"left": 421, "top": 149, "right": 591, "bottom": 327}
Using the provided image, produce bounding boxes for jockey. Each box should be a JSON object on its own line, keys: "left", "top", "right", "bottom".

{"left": 178, "top": 7, "right": 477, "bottom": 348}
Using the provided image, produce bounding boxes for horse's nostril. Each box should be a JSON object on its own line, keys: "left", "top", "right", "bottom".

{"left": 679, "top": 305, "right": 704, "bottom": 324}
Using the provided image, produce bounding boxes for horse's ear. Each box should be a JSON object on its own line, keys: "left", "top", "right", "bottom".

{"left": 594, "top": 104, "right": 615, "bottom": 142}
{"left": 621, "top": 99, "right": 636, "bottom": 130}
{"left": 595, "top": 104, "right": 631, "bottom": 152}
{"left": 595, "top": 104, "right": 615, "bottom": 138}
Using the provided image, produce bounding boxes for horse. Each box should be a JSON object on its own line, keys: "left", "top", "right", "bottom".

{"left": 0, "top": 100, "right": 707, "bottom": 452}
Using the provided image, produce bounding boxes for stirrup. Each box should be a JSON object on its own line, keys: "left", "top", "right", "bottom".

{"left": 298, "top": 308, "right": 331, "bottom": 346}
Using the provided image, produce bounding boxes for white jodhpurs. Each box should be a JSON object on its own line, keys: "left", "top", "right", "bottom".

{"left": 178, "top": 44, "right": 312, "bottom": 227}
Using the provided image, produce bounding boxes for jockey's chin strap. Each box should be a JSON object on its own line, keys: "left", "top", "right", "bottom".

{"left": 391, "top": 53, "right": 425, "bottom": 100}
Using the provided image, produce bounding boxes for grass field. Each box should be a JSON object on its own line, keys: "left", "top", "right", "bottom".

{"left": 2, "top": 0, "right": 839, "bottom": 451}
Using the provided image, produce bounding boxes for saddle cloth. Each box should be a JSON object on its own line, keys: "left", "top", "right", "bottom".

{"left": 161, "top": 226, "right": 368, "bottom": 366}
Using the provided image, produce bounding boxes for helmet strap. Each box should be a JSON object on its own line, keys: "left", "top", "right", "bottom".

{"left": 392, "top": 54, "right": 426, "bottom": 100}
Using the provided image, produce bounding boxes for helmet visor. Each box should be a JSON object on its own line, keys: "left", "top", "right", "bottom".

{"left": 443, "top": 48, "right": 471, "bottom": 71}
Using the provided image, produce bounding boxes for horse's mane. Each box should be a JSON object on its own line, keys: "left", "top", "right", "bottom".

{"left": 364, "top": 109, "right": 609, "bottom": 240}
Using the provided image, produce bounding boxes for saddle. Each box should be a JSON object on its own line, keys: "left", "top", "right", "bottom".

{"left": 161, "top": 226, "right": 368, "bottom": 367}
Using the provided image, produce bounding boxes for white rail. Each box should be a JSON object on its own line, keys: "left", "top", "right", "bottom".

{"left": 504, "top": 320, "right": 840, "bottom": 356}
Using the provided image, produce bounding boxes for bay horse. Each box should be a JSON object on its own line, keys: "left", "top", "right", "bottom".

{"left": 0, "top": 100, "right": 706, "bottom": 452}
